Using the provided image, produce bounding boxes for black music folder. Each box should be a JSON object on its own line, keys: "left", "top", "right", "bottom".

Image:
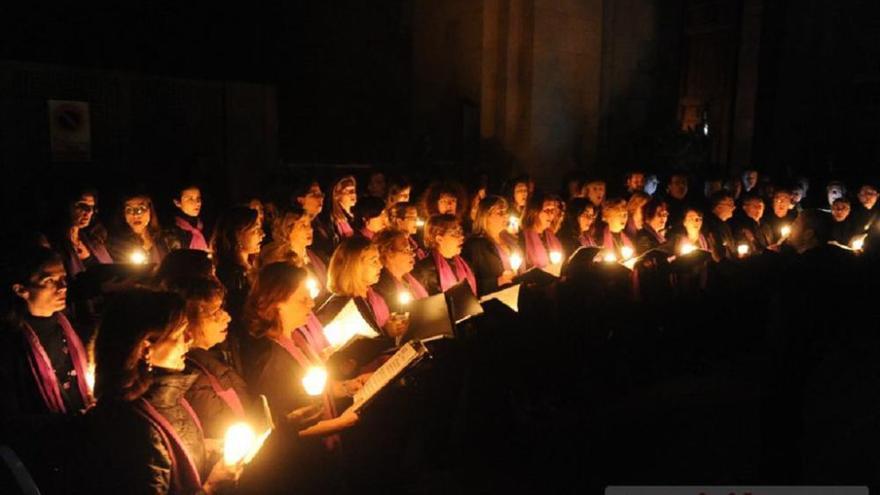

{"left": 398, "top": 292, "right": 455, "bottom": 345}
{"left": 444, "top": 279, "right": 484, "bottom": 324}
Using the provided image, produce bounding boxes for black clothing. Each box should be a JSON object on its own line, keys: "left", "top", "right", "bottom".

{"left": 663, "top": 196, "right": 689, "bottom": 229}
{"left": 372, "top": 269, "right": 423, "bottom": 309}
{"left": 703, "top": 214, "right": 737, "bottom": 261}
{"left": 107, "top": 230, "right": 167, "bottom": 265}
{"left": 635, "top": 225, "right": 668, "bottom": 255}
{"left": 412, "top": 255, "right": 443, "bottom": 295}
{"left": 243, "top": 337, "right": 311, "bottom": 425}
{"left": 310, "top": 215, "right": 338, "bottom": 260}
{"left": 732, "top": 215, "right": 772, "bottom": 254}
{"left": 763, "top": 213, "right": 795, "bottom": 246}
{"left": 185, "top": 347, "right": 253, "bottom": 440}
{"left": 163, "top": 213, "right": 205, "bottom": 252}
{"left": 461, "top": 235, "right": 517, "bottom": 296}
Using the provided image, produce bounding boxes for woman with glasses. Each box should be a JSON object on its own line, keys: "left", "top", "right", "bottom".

{"left": 55, "top": 188, "right": 113, "bottom": 278}
{"left": 636, "top": 198, "right": 670, "bottom": 254}
{"left": 521, "top": 193, "right": 565, "bottom": 270}
{"left": 108, "top": 192, "right": 168, "bottom": 265}
{"left": 386, "top": 201, "right": 427, "bottom": 260}
{"left": 327, "top": 175, "right": 358, "bottom": 241}
{"left": 258, "top": 206, "right": 329, "bottom": 300}
{"left": 371, "top": 229, "right": 429, "bottom": 307}
{"left": 412, "top": 214, "right": 477, "bottom": 295}
{"left": 560, "top": 198, "right": 599, "bottom": 253}
{"left": 462, "top": 196, "right": 523, "bottom": 296}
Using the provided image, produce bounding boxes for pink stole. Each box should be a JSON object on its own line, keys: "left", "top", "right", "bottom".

{"left": 296, "top": 313, "right": 330, "bottom": 356}
{"left": 523, "top": 229, "right": 563, "bottom": 269}
{"left": 432, "top": 250, "right": 477, "bottom": 295}
{"left": 174, "top": 216, "right": 209, "bottom": 251}
{"left": 186, "top": 358, "right": 246, "bottom": 419}
{"left": 335, "top": 218, "right": 354, "bottom": 238}
{"left": 408, "top": 236, "right": 428, "bottom": 260}
{"left": 601, "top": 227, "right": 635, "bottom": 255}
{"left": 365, "top": 288, "right": 391, "bottom": 328}
{"left": 21, "top": 313, "right": 92, "bottom": 414}
{"left": 134, "top": 397, "right": 203, "bottom": 494}
{"left": 358, "top": 228, "right": 375, "bottom": 240}
{"left": 393, "top": 273, "right": 430, "bottom": 300}
{"left": 579, "top": 231, "right": 597, "bottom": 248}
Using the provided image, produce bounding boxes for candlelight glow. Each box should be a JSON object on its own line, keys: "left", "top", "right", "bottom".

{"left": 129, "top": 249, "right": 147, "bottom": 264}
{"left": 852, "top": 238, "right": 865, "bottom": 251}
{"left": 397, "top": 291, "right": 413, "bottom": 306}
{"left": 780, "top": 225, "right": 791, "bottom": 238}
{"left": 224, "top": 422, "right": 257, "bottom": 466}
{"left": 85, "top": 364, "right": 95, "bottom": 394}
{"left": 680, "top": 242, "right": 696, "bottom": 256}
{"left": 508, "top": 215, "right": 520, "bottom": 232}
{"left": 737, "top": 244, "right": 749, "bottom": 256}
{"left": 549, "top": 251, "right": 563, "bottom": 265}
{"left": 602, "top": 251, "right": 617, "bottom": 263}
{"left": 301, "top": 366, "right": 328, "bottom": 396}
{"left": 306, "top": 278, "right": 320, "bottom": 299}
{"left": 620, "top": 246, "right": 634, "bottom": 260}
{"left": 509, "top": 252, "right": 523, "bottom": 272}
{"left": 416, "top": 218, "right": 425, "bottom": 228}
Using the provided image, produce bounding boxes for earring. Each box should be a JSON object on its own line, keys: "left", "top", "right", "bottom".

{"left": 143, "top": 349, "right": 153, "bottom": 373}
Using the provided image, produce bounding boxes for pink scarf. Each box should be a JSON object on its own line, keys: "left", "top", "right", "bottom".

{"left": 134, "top": 397, "right": 203, "bottom": 494}
{"left": 601, "top": 226, "right": 635, "bottom": 256}
{"left": 394, "top": 273, "right": 430, "bottom": 300}
{"left": 523, "top": 229, "right": 563, "bottom": 269}
{"left": 365, "top": 288, "right": 391, "bottom": 328}
{"left": 359, "top": 228, "right": 375, "bottom": 240}
{"left": 432, "top": 250, "right": 477, "bottom": 294}
{"left": 186, "top": 358, "right": 245, "bottom": 419}
{"left": 21, "top": 313, "right": 92, "bottom": 414}
{"left": 296, "top": 313, "right": 330, "bottom": 356}
{"left": 409, "top": 236, "right": 428, "bottom": 260}
{"left": 579, "top": 231, "right": 597, "bottom": 248}
{"left": 336, "top": 219, "right": 354, "bottom": 239}
{"left": 174, "top": 216, "right": 209, "bottom": 251}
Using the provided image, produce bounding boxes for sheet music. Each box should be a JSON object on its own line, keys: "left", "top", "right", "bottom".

{"left": 322, "top": 299, "right": 380, "bottom": 349}
{"left": 346, "top": 341, "right": 428, "bottom": 413}
{"left": 479, "top": 283, "right": 521, "bottom": 312}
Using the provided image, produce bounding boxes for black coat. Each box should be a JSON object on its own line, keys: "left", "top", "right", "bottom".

{"left": 461, "top": 235, "right": 517, "bottom": 296}
{"left": 732, "top": 215, "right": 772, "bottom": 254}
{"left": 703, "top": 214, "right": 737, "bottom": 261}
{"left": 185, "top": 347, "right": 254, "bottom": 440}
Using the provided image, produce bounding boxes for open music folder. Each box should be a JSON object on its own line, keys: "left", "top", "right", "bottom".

{"left": 479, "top": 283, "right": 521, "bottom": 312}
{"left": 344, "top": 340, "right": 430, "bottom": 414}
{"left": 397, "top": 292, "right": 455, "bottom": 345}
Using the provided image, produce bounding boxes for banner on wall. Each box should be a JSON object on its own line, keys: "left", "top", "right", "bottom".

{"left": 48, "top": 100, "right": 91, "bottom": 162}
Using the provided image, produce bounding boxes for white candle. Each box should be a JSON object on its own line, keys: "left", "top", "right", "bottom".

{"left": 549, "top": 251, "right": 563, "bottom": 265}
{"left": 129, "top": 249, "right": 147, "bottom": 265}
{"left": 306, "top": 278, "right": 320, "bottom": 299}
{"left": 224, "top": 422, "right": 257, "bottom": 466}
{"left": 780, "top": 225, "right": 791, "bottom": 238}
{"left": 852, "top": 238, "right": 865, "bottom": 251}
{"left": 737, "top": 244, "right": 749, "bottom": 257}
{"left": 620, "top": 246, "right": 634, "bottom": 260}
{"left": 509, "top": 252, "right": 523, "bottom": 272}
{"left": 301, "top": 366, "right": 328, "bottom": 396}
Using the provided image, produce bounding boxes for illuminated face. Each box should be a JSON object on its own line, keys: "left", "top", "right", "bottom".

{"left": 831, "top": 200, "right": 851, "bottom": 222}
{"left": 436, "top": 225, "right": 465, "bottom": 258}
{"left": 239, "top": 223, "right": 264, "bottom": 255}
{"left": 288, "top": 216, "right": 313, "bottom": 249}
{"left": 124, "top": 197, "right": 151, "bottom": 235}
{"left": 713, "top": 197, "right": 736, "bottom": 222}
{"left": 584, "top": 182, "right": 606, "bottom": 206}
{"left": 644, "top": 176, "right": 660, "bottom": 196}
{"left": 395, "top": 207, "right": 419, "bottom": 235}
{"left": 360, "top": 247, "right": 383, "bottom": 286}
{"left": 743, "top": 200, "right": 764, "bottom": 221}
{"left": 683, "top": 210, "right": 703, "bottom": 236}
{"left": 772, "top": 193, "right": 792, "bottom": 218}
{"left": 627, "top": 173, "right": 645, "bottom": 192}
{"left": 649, "top": 206, "right": 669, "bottom": 230}
{"left": 513, "top": 183, "right": 529, "bottom": 208}
{"left": 668, "top": 176, "right": 688, "bottom": 200}
{"left": 392, "top": 187, "right": 411, "bottom": 204}
{"left": 338, "top": 184, "right": 357, "bottom": 212}
{"left": 437, "top": 194, "right": 458, "bottom": 215}
{"left": 827, "top": 185, "right": 845, "bottom": 207}
{"left": 248, "top": 199, "right": 264, "bottom": 227}
{"left": 604, "top": 207, "right": 628, "bottom": 234}
{"left": 858, "top": 186, "right": 878, "bottom": 210}
{"left": 743, "top": 170, "right": 758, "bottom": 191}
{"left": 578, "top": 206, "right": 597, "bottom": 232}
{"left": 175, "top": 188, "right": 202, "bottom": 217}
{"left": 148, "top": 319, "right": 191, "bottom": 371}
{"left": 536, "top": 200, "right": 559, "bottom": 232}
{"left": 277, "top": 280, "right": 315, "bottom": 330}
{"left": 297, "top": 183, "right": 324, "bottom": 217}
{"left": 71, "top": 194, "right": 96, "bottom": 229}
{"left": 14, "top": 260, "right": 67, "bottom": 317}
{"left": 385, "top": 236, "right": 416, "bottom": 275}
{"left": 193, "top": 296, "right": 231, "bottom": 349}
{"left": 486, "top": 204, "right": 508, "bottom": 235}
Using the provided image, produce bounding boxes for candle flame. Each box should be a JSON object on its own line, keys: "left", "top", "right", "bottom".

{"left": 737, "top": 244, "right": 749, "bottom": 256}
{"left": 620, "top": 246, "right": 634, "bottom": 260}
{"left": 549, "top": 251, "right": 563, "bottom": 265}
{"left": 509, "top": 252, "right": 523, "bottom": 272}
{"left": 85, "top": 364, "right": 95, "bottom": 394}
{"left": 398, "top": 291, "right": 413, "bottom": 306}
{"left": 306, "top": 278, "right": 320, "bottom": 299}
{"left": 602, "top": 251, "right": 617, "bottom": 263}
{"left": 301, "top": 366, "right": 328, "bottom": 396}
{"left": 508, "top": 215, "right": 520, "bottom": 232}
{"left": 680, "top": 242, "right": 696, "bottom": 256}
{"left": 416, "top": 218, "right": 425, "bottom": 228}
{"left": 224, "top": 422, "right": 257, "bottom": 466}
{"left": 129, "top": 249, "right": 147, "bottom": 265}
{"left": 780, "top": 225, "right": 791, "bottom": 238}
{"left": 852, "top": 238, "right": 865, "bottom": 251}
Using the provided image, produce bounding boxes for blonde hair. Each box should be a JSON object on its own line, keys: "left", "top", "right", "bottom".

{"left": 472, "top": 195, "right": 508, "bottom": 236}
{"left": 423, "top": 214, "right": 459, "bottom": 249}
{"left": 331, "top": 175, "right": 357, "bottom": 222}
{"left": 327, "top": 237, "right": 376, "bottom": 296}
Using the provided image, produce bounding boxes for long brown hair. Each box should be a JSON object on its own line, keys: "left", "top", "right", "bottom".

{"left": 93, "top": 288, "right": 187, "bottom": 402}
{"left": 244, "top": 262, "right": 307, "bottom": 339}
{"left": 211, "top": 206, "right": 259, "bottom": 269}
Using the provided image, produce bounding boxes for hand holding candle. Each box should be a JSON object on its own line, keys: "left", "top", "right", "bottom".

{"left": 302, "top": 366, "right": 328, "bottom": 396}
{"left": 509, "top": 252, "right": 523, "bottom": 272}
{"left": 620, "top": 246, "right": 634, "bottom": 260}
{"left": 549, "top": 251, "right": 563, "bottom": 265}
{"left": 129, "top": 249, "right": 147, "bottom": 265}
{"left": 306, "top": 277, "right": 320, "bottom": 299}
{"left": 780, "top": 225, "right": 791, "bottom": 238}
{"left": 852, "top": 237, "right": 865, "bottom": 251}
{"left": 224, "top": 422, "right": 257, "bottom": 466}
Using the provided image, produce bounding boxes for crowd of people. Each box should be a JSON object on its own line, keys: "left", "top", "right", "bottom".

{"left": 2, "top": 166, "right": 880, "bottom": 493}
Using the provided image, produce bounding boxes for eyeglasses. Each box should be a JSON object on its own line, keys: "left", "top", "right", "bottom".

{"left": 74, "top": 203, "right": 96, "bottom": 213}
{"left": 124, "top": 206, "right": 149, "bottom": 216}
{"left": 442, "top": 227, "right": 465, "bottom": 237}
{"left": 392, "top": 246, "right": 415, "bottom": 255}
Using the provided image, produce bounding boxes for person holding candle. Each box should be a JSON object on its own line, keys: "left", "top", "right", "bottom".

{"left": 703, "top": 191, "right": 738, "bottom": 261}
{"left": 851, "top": 183, "right": 879, "bottom": 232}
{"left": 318, "top": 237, "right": 408, "bottom": 338}
{"left": 243, "top": 262, "right": 362, "bottom": 435}
{"left": 635, "top": 198, "right": 670, "bottom": 254}
{"left": 412, "top": 214, "right": 477, "bottom": 295}
{"left": 85, "top": 288, "right": 240, "bottom": 494}
{"left": 519, "top": 194, "right": 565, "bottom": 270}
{"left": 258, "top": 206, "right": 329, "bottom": 299}
{"left": 596, "top": 198, "right": 636, "bottom": 261}
{"left": 54, "top": 188, "right": 113, "bottom": 278}
{"left": 560, "top": 198, "right": 599, "bottom": 253}
{"left": 353, "top": 196, "right": 387, "bottom": 241}
{"left": 670, "top": 208, "right": 711, "bottom": 255}
{"left": 108, "top": 192, "right": 168, "bottom": 265}
{"left": 733, "top": 193, "right": 773, "bottom": 254}
{"left": 372, "top": 229, "right": 430, "bottom": 305}
{"left": 462, "top": 196, "right": 522, "bottom": 296}
{"left": 764, "top": 189, "right": 797, "bottom": 245}
{"left": 386, "top": 201, "right": 428, "bottom": 260}
{"left": 327, "top": 175, "right": 358, "bottom": 241}
{"left": 165, "top": 183, "right": 210, "bottom": 252}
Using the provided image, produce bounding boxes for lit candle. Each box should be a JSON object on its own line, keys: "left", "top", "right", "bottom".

{"left": 509, "top": 252, "right": 523, "bottom": 272}
{"left": 301, "top": 366, "right": 328, "bottom": 396}
{"left": 680, "top": 242, "right": 696, "bottom": 256}
{"left": 549, "top": 251, "right": 563, "bottom": 265}
{"left": 398, "top": 291, "right": 413, "bottom": 307}
{"left": 508, "top": 215, "right": 520, "bottom": 232}
{"left": 737, "top": 244, "right": 749, "bottom": 257}
{"left": 780, "top": 225, "right": 791, "bottom": 238}
{"left": 306, "top": 278, "right": 320, "bottom": 299}
{"left": 602, "top": 251, "right": 617, "bottom": 263}
{"left": 224, "top": 422, "right": 257, "bottom": 466}
{"left": 620, "top": 246, "right": 634, "bottom": 260}
{"left": 852, "top": 238, "right": 865, "bottom": 251}
{"left": 416, "top": 218, "right": 425, "bottom": 228}
{"left": 129, "top": 249, "right": 147, "bottom": 265}
{"left": 85, "top": 364, "right": 96, "bottom": 394}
